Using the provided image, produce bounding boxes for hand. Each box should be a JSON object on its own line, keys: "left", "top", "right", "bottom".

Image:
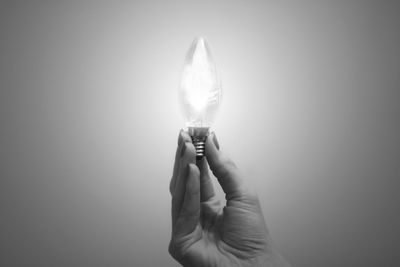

{"left": 169, "top": 131, "right": 291, "bottom": 267}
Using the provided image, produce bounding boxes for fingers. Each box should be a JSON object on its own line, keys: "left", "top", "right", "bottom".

{"left": 196, "top": 158, "right": 215, "bottom": 202}
{"left": 171, "top": 141, "right": 196, "bottom": 226}
{"left": 170, "top": 130, "right": 192, "bottom": 195}
{"left": 174, "top": 163, "right": 201, "bottom": 237}
{"left": 205, "top": 132, "right": 246, "bottom": 202}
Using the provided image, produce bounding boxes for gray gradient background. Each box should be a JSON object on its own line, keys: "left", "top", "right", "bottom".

{"left": 1, "top": 1, "right": 399, "bottom": 266}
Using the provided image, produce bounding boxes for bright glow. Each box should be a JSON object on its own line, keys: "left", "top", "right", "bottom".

{"left": 181, "top": 39, "right": 215, "bottom": 111}
{"left": 179, "top": 37, "right": 222, "bottom": 127}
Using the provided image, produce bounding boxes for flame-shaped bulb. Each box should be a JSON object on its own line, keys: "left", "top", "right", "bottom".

{"left": 179, "top": 37, "right": 222, "bottom": 159}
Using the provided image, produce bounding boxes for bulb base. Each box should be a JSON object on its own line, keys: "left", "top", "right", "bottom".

{"left": 188, "top": 127, "right": 209, "bottom": 160}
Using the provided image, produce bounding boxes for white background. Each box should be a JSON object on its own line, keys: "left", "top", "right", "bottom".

{"left": 1, "top": 1, "right": 399, "bottom": 266}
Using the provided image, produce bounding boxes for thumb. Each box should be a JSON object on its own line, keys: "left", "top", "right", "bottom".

{"left": 205, "top": 132, "right": 246, "bottom": 201}
{"left": 174, "top": 163, "right": 200, "bottom": 237}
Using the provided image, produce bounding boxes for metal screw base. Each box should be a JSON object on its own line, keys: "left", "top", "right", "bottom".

{"left": 188, "top": 127, "right": 210, "bottom": 160}
{"left": 192, "top": 137, "right": 207, "bottom": 159}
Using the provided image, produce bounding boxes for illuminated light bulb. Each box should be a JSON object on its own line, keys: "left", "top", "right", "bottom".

{"left": 179, "top": 37, "right": 222, "bottom": 159}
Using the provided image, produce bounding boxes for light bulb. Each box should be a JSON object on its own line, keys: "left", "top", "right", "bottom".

{"left": 179, "top": 37, "right": 222, "bottom": 159}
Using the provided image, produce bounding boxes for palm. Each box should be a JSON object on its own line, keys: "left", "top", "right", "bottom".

{"left": 179, "top": 192, "right": 269, "bottom": 267}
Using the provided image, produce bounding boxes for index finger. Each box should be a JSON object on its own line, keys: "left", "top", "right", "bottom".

{"left": 170, "top": 130, "right": 192, "bottom": 195}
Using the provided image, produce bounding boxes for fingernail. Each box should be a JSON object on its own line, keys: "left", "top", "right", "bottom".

{"left": 178, "top": 129, "right": 183, "bottom": 145}
{"left": 212, "top": 132, "right": 220, "bottom": 150}
{"left": 180, "top": 142, "right": 187, "bottom": 157}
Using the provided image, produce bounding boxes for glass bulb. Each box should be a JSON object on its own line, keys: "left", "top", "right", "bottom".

{"left": 179, "top": 37, "right": 222, "bottom": 159}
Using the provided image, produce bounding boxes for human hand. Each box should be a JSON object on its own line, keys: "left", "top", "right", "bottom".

{"left": 169, "top": 130, "right": 292, "bottom": 267}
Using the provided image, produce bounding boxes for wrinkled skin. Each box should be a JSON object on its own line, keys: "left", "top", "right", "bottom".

{"left": 169, "top": 131, "right": 291, "bottom": 267}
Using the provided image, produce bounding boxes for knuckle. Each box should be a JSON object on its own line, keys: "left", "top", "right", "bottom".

{"left": 245, "top": 190, "right": 259, "bottom": 203}
{"left": 214, "top": 157, "right": 236, "bottom": 179}
{"left": 168, "top": 237, "right": 186, "bottom": 261}
{"left": 225, "top": 158, "right": 237, "bottom": 171}
{"left": 168, "top": 240, "right": 176, "bottom": 257}
{"left": 171, "top": 195, "right": 178, "bottom": 207}
{"left": 169, "top": 178, "right": 174, "bottom": 194}
{"left": 238, "top": 189, "right": 261, "bottom": 209}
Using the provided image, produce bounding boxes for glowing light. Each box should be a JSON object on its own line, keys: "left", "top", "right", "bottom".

{"left": 179, "top": 37, "right": 221, "bottom": 127}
